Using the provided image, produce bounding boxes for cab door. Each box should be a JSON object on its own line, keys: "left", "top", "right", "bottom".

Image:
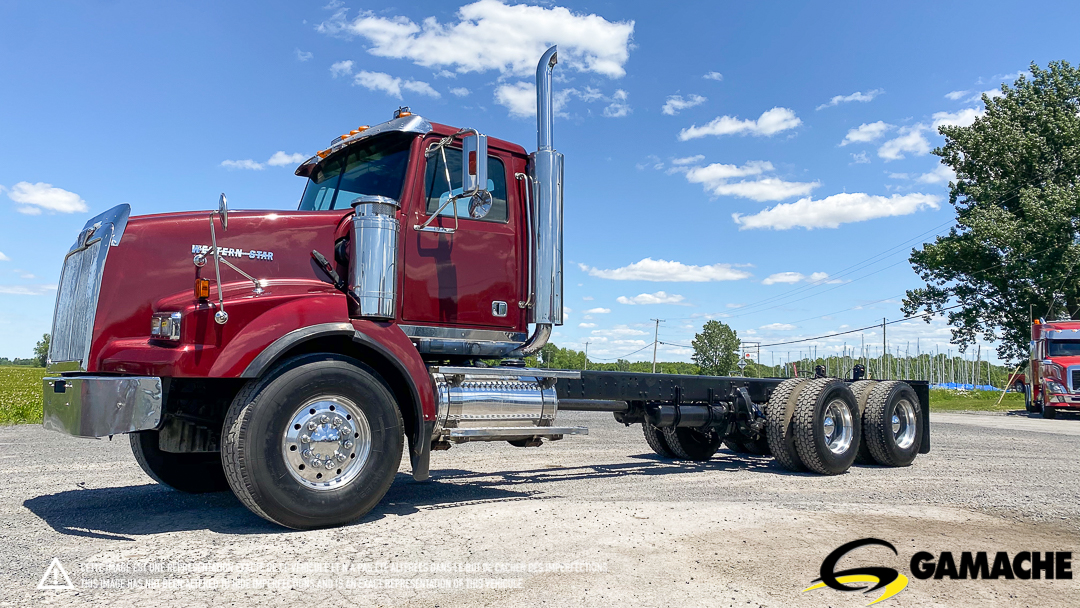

{"left": 400, "top": 138, "right": 523, "bottom": 330}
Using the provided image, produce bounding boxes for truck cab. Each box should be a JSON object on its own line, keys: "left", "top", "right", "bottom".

{"left": 1029, "top": 319, "right": 1080, "bottom": 418}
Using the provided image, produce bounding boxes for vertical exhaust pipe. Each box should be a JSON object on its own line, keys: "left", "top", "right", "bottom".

{"left": 513, "top": 46, "right": 563, "bottom": 358}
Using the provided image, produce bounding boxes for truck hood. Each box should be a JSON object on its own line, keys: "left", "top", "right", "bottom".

{"left": 85, "top": 208, "right": 352, "bottom": 371}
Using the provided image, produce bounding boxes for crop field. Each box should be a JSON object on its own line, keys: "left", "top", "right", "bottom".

{"left": 0, "top": 367, "right": 46, "bottom": 425}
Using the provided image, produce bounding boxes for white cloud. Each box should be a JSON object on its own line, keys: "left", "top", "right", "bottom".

{"left": 816, "top": 88, "right": 883, "bottom": 110}
{"left": 916, "top": 165, "right": 956, "bottom": 185}
{"left": 578, "top": 322, "right": 597, "bottom": 328}
{"left": 616, "top": 291, "right": 685, "bottom": 305}
{"left": 0, "top": 284, "right": 56, "bottom": 295}
{"left": 494, "top": 82, "right": 617, "bottom": 117}
{"left": 662, "top": 94, "right": 706, "bottom": 115}
{"left": 330, "top": 60, "right": 354, "bottom": 77}
{"left": 683, "top": 160, "right": 819, "bottom": 202}
{"left": 678, "top": 107, "right": 801, "bottom": 140}
{"left": 700, "top": 178, "right": 820, "bottom": 202}
{"left": 450, "top": 87, "right": 470, "bottom": 97}
{"left": 582, "top": 295, "right": 594, "bottom": 301}
{"left": 877, "top": 125, "right": 931, "bottom": 161}
{"left": 221, "top": 159, "right": 265, "bottom": 171}
{"left": 932, "top": 108, "right": 983, "bottom": 129}
{"left": 732, "top": 192, "right": 941, "bottom": 230}
{"left": 592, "top": 326, "right": 648, "bottom": 338}
{"left": 494, "top": 82, "right": 537, "bottom": 117}
{"left": 840, "top": 121, "right": 894, "bottom": 146}
{"left": 267, "top": 151, "right": 307, "bottom": 166}
{"left": 319, "top": 1, "right": 635, "bottom": 78}
{"left": 0, "top": 251, "right": 9, "bottom": 261}
{"left": 762, "top": 272, "right": 805, "bottom": 285}
{"left": 944, "top": 90, "right": 970, "bottom": 100}
{"left": 579, "top": 258, "right": 752, "bottom": 282}
{"left": 760, "top": 322, "right": 796, "bottom": 331}
{"left": 6, "top": 182, "right": 88, "bottom": 214}
{"left": 762, "top": 271, "right": 843, "bottom": 285}
{"left": 850, "top": 151, "right": 870, "bottom": 164}
{"left": 703, "top": 71, "right": 723, "bottom": 81}
{"left": 296, "top": 49, "right": 314, "bottom": 62}
{"left": 584, "top": 307, "right": 611, "bottom": 314}
{"left": 603, "top": 89, "right": 631, "bottom": 118}
{"left": 726, "top": 303, "right": 744, "bottom": 308}
{"left": 353, "top": 70, "right": 440, "bottom": 99}
{"left": 670, "top": 155, "right": 704, "bottom": 166}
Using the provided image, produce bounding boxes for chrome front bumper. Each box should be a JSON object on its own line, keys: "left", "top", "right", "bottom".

{"left": 42, "top": 376, "right": 163, "bottom": 437}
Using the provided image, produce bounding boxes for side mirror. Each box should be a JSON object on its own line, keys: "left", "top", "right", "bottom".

{"left": 217, "top": 193, "right": 229, "bottom": 231}
{"left": 461, "top": 132, "right": 488, "bottom": 194}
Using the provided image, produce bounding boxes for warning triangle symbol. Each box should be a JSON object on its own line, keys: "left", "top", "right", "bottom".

{"left": 38, "top": 557, "right": 75, "bottom": 590}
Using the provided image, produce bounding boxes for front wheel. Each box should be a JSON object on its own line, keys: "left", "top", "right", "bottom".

{"left": 221, "top": 354, "right": 404, "bottom": 529}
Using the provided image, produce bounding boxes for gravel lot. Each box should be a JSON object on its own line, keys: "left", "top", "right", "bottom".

{"left": 2, "top": 410, "right": 1078, "bottom": 607}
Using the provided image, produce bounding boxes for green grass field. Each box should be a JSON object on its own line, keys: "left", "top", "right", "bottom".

{"left": 928, "top": 388, "right": 1024, "bottom": 412}
{"left": 0, "top": 367, "right": 46, "bottom": 425}
{"left": 0, "top": 367, "right": 1027, "bottom": 425}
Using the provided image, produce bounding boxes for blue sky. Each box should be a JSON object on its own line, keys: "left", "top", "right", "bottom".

{"left": 2, "top": 0, "right": 1078, "bottom": 364}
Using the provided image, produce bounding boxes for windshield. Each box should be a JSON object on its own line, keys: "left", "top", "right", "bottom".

{"left": 1048, "top": 339, "right": 1080, "bottom": 357}
{"left": 298, "top": 132, "right": 415, "bottom": 210}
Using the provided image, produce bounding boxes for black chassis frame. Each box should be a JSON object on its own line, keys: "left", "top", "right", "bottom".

{"left": 557, "top": 371, "right": 931, "bottom": 455}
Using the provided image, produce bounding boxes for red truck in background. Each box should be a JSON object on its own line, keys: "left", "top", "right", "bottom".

{"left": 40, "top": 47, "right": 931, "bottom": 529}
{"left": 1026, "top": 318, "right": 1080, "bottom": 418}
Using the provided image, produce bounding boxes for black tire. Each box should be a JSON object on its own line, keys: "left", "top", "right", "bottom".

{"left": 643, "top": 421, "right": 677, "bottom": 457}
{"left": 1042, "top": 404, "right": 1057, "bottom": 419}
{"left": 849, "top": 380, "right": 878, "bottom": 465}
{"left": 221, "top": 354, "right": 404, "bottom": 529}
{"left": 765, "top": 378, "right": 811, "bottom": 472}
{"left": 863, "top": 381, "right": 923, "bottom": 467}
{"left": 723, "top": 435, "right": 771, "bottom": 455}
{"left": 662, "top": 426, "right": 722, "bottom": 461}
{"left": 792, "top": 379, "right": 861, "bottom": 475}
{"left": 129, "top": 430, "right": 230, "bottom": 493}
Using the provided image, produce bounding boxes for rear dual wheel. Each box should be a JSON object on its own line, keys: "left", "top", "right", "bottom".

{"left": 642, "top": 420, "right": 722, "bottom": 461}
{"left": 791, "top": 379, "right": 862, "bottom": 475}
{"left": 861, "top": 381, "right": 922, "bottom": 467}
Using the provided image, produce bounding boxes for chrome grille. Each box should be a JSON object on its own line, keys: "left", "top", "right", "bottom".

{"left": 47, "top": 204, "right": 130, "bottom": 372}
{"left": 1072, "top": 368, "right": 1080, "bottom": 392}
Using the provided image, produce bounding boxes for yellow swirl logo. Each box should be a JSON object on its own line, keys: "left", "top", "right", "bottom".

{"left": 803, "top": 538, "right": 909, "bottom": 605}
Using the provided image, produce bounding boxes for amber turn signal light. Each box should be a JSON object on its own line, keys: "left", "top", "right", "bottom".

{"left": 195, "top": 278, "right": 211, "bottom": 300}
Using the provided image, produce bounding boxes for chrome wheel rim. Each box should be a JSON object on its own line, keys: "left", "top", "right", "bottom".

{"left": 822, "top": 399, "right": 854, "bottom": 455}
{"left": 891, "top": 398, "right": 917, "bottom": 450}
{"left": 282, "top": 395, "right": 371, "bottom": 491}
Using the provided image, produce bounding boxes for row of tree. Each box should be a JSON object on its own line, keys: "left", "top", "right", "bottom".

{"left": 525, "top": 320, "right": 1020, "bottom": 388}
{"left": 1, "top": 334, "right": 49, "bottom": 367}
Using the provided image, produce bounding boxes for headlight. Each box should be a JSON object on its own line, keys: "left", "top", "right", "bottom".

{"left": 150, "top": 312, "right": 182, "bottom": 341}
{"left": 1045, "top": 379, "right": 1068, "bottom": 395}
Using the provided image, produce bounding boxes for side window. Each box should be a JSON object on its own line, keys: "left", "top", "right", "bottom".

{"left": 424, "top": 147, "right": 508, "bottom": 223}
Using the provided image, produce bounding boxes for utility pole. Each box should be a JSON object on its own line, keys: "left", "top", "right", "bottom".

{"left": 584, "top": 341, "right": 589, "bottom": 371}
{"left": 651, "top": 318, "right": 664, "bottom": 374}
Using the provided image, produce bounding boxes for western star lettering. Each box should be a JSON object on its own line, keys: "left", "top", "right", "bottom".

{"left": 191, "top": 245, "right": 273, "bottom": 260}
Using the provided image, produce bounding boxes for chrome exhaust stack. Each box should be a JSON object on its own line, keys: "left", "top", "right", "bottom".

{"left": 513, "top": 45, "right": 563, "bottom": 357}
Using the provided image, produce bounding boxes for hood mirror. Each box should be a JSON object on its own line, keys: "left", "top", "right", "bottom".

{"left": 468, "top": 190, "right": 493, "bottom": 219}
{"left": 217, "top": 193, "right": 229, "bottom": 231}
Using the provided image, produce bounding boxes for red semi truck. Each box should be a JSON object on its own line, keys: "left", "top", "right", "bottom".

{"left": 1026, "top": 318, "right": 1080, "bottom": 418}
{"left": 41, "top": 47, "right": 930, "bottom": 529}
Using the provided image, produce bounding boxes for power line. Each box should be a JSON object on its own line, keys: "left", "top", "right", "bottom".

{"left": 754, "top": 304, "right": 963, "bottom": 348}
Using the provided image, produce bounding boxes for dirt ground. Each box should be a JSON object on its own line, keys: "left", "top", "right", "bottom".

{"left": 1, "top": 410, "right": 1078, "bottom": 607}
